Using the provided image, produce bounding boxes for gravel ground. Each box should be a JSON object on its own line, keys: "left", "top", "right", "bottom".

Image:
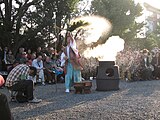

{"left": 1, "top": 80, "right": 160, "bottom": 120}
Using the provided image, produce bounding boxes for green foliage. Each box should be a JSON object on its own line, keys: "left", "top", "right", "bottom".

{"left": 122, "top": 21, "right": 145, "bottom": 42}
{"left": 90, "top": 0, "right": 144, "bottom": 42}
{"left": 143, "top": 20, "right": 160, "bottom": 50}
{"left": 68, "top": 20, "right": 89, "bottom": 32}
{"left": 66, "top": 0, "right": 81, "bottom": 12}
{"left": 0, "top": 0, "right": 81, "bottom": 54}
{"left": 144, "top": 34, "right": 158, "bottom": 50}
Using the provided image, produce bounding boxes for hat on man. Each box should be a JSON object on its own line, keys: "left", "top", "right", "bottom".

{"left": 0, "top": 75, "right": 5, "bottom": 87}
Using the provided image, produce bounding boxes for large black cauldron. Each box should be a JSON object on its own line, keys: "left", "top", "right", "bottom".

{"left": 96, "top": 61, "right": 119, "bottom": 91}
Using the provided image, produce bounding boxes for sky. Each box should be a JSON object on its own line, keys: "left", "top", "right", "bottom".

{"left": 85, "top": 0, "right": 160, "bottom": 18}
{"left": 87, "top": 0, "right": 160, "bottom": 10}
{"left": 135, "top": 0, "right": 160, "bottom": 9}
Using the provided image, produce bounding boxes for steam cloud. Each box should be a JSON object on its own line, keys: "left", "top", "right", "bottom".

{"left": 83, "top": 36, "right": 125, "bottom": 61}
{"left": 71, "top": 16, "right": 112, "bottom": 44}
{"left": 71, "top": 16, "right": 125, "bottom": 61}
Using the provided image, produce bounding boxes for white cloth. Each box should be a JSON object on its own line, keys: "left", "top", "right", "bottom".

{"left": 69, "top": 35, "right": 79, "bottom": 56}
{"left": 60, "top": 52, "right": 66, "bottom": 67}
{"left": 32, "top": 59, "right": 45, "bottom": 82}
{"left": 144, "top": 58, "right": 147, "bottom": 68}
{"left": 32, "top": 59, "right": 43, "bottom": 69}
{"left": 67, "top": 46, "right": 70, "bottom": 58}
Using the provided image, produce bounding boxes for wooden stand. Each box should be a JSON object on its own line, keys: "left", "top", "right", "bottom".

{"left": 84, "top": 81, "right": 92, "bottom": 94}
{"left": 74, "top": 81, "right": 92, "bottom": 94}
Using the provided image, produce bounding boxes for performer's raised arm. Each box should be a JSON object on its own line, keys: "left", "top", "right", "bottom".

{"left": 67, "top": 32, "right": 79, "bottom": 56}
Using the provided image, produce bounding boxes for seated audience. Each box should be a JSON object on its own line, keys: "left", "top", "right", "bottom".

{"left": 6, "top": 50, "right": 15, "bottom": 72}
{"left": 27, "top": 49, "right": 32, "bottom": 60}
{"left": 43, "top": 56, "right": 56, "bottom": 84}
{"left": 6, "top": 50, "right": 15, "bottom": 64}
{"left": 15, "top": 47, "right": 25, "bottom": 63}
{"left": 32, "top": 55, "right": 45, "bottom": 85}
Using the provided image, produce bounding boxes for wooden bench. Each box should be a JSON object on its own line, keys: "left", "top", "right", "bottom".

{"left": 74, "top": 81, "right": 92, "bottom": 94}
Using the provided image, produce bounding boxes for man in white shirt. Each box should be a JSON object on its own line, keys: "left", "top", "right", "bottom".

{"left": 32, "top": 55, "right": 45, "bottom": 85}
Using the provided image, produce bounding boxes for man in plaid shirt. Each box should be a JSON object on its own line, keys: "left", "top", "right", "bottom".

{"left": 5, "top": 64, "right": 42, "bottom": 103}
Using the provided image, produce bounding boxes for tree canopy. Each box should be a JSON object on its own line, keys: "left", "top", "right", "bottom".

{"left": 1, "top": 0, "right": 158, "bottom": 52}
{"left": 0, "top": 0, "right": 81, "bottom": 54}
{"left": 90, "top": 0, "right": 144, "bottom": 43}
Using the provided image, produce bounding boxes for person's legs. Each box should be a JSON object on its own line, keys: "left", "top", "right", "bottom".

{"left": 157, "top": 67, "right": 160, "bottom": 79}
{"left": 141, "top": 68, "right": 147, "bottom": 80}
{"left": 73, "top": 69, "right": 82, "bottom": 83}
{"left": 57, "top": 74, "right": 64, "bottom": 83}
{"left": 32, "top": 76, "right": 37, "bottom": 84}
{"left": 10, "top": 80, "right": 34, "bottom": 100}
{"left": 39, "top": 69, "right": 45, "bottom": 85}
{"left": 65, "top": 63, "right": 73, "bottom": 91}
{"left": 50, "top": 72, "right": 56, "bottom": 83}
{"left": 44, "top": 69, "right": 53, "bottom": 83}
{"left": 0, "top": 93, "right": 13, "bottom": 120}
{"left": 147, "top": 68, "right": 152, "bottom": 80}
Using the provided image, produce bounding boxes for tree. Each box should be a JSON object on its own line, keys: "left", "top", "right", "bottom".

{"left": 25, "top": 0, "right": 81, "bottom": 51}
{"left": 90, "top": 0, "right": 144, "bottom": 43}
{"left": 0, "top": 0, "right": 43, "bottom": 54}
{"left": 143, "top": 20, "right": 160, "bottom": 50}
{"left": 0, "top": 0, "right": 81, "bottom": 54}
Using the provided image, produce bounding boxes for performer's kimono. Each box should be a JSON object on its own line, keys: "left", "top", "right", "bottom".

{"left": 63, "top": 36, "right": 82, "bottom": 90}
